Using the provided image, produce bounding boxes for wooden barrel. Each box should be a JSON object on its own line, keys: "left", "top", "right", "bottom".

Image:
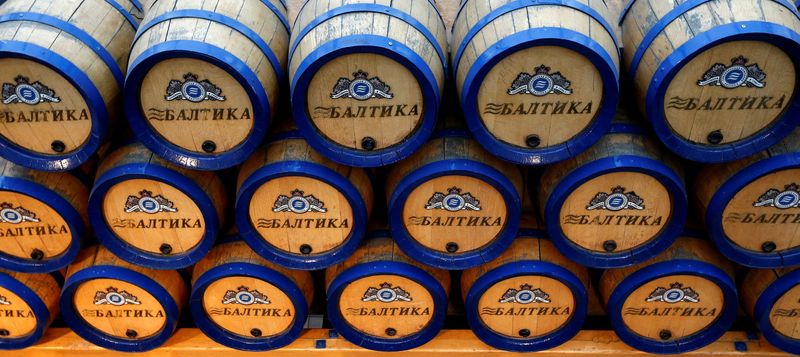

{"left": 620, "top": 0, "right": 800, "bottom": 163}
{"left": 538, "top": 122, "right": 687, "bottom": 268}
{"left": 124, "top": 0, "right": 289, "bottom": 170}
{"left": 386, "top": 134, "right": 523, "bottom": 269}
{"left": 452, "top": 0, "right": 620, "bottom": 165}
{"left": 0, "top": 158, "right": 88, "bottom": 272}
{"left": 289, "top": 0, "right": 447, "bottom": 167}
{"left": 0, "top": 269, "right": 60, "bottom": 350}
{"left": 740, "top": 267, "right": 800, "bottom": 354}
{"left": 191, "top": 239, "right": 314, "bottom": 351}
{"left": 694, "top": 128, "right": 800, "bottom": 268}
{"left": 461, "top": 229, "right": 589, "bottom": 352}
{"left": 599, "top": 236, "right": 737, "bottom": 354}
{"left": 0, "top": 0, "right": 143, "bottom": 171}
{"left": 325, "top": 233, "right": 450, "bottom": 351}
{"left": 236, "top": 133, "right": 373, "bottom": 270}
{"left": 60, "top": 245, "right": 188, "bottom": 352}
{"left": 88, "top": 142, "right": 227, "bottom": 269}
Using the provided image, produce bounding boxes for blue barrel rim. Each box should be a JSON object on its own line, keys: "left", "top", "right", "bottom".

{"left": 326, "top": 260, "right": 448, "bottom": 351}
{"left": 460, "top": 28, "right": 619, "bottom": 165}
{"left": 128, "top": 0, "right": 144, "bottom": 12}
{"left": 606, "top": 259, "right": 738, "bottom": 354}
{"left": 0, "top": 176, "right": 86, "bottom": 273}
{"left": 0, "top": 41, "right": 107, "bottom": 172}
{"left": 88, "top": 162, "right": 220, "bottom": 269}
{"left": 290, "top": 34, "right": 439, "bottom": 167}
{"left": 388, "top": 159, "right": 522, "bottom": 270}
{"left": 753, "top": 268, "right": 800, "bottom": 354}
{"left": 60, "top": 265, "right": 181, "bottom": 352}
{"left": 235, "top": 160, "right": 368, "bottom": 270}
{"left": 464, "top": 260, "right": 587, "bottom": 352}
{"left": 706, "top": 152, "right": 800, "bottom": 267}
{"left": 544, "top": 155, "right": 687, "bottom": 268}
{"left": 645, "top": 21, "right": 800, "bottom": 163}
{"left": 190, "top": 262, "right": 309, "bottom": 351}
{"left": 103, "top": 0, "right": 140, "bottom": 30}
{"left": 0, "top": 271, "right": 51, "bottom": 350}
{"left": 124, "top": 40, "right": 270, "bottom": 170}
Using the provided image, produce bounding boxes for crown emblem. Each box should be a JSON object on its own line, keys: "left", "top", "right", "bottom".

{"left": 425, "top": 187, "right": 481, "bottom": 211}
{"left": 124, "top": 190, "right": 177, "bottom": 214}
{"left": 586, "top": 186, "right": 644, "bottom": 211}
{"left": 270, "top": 189, "right": 327, "bottom": 214}
{"left": 330, "top": 70, "right": 393, "bottom": 101}
{"left": 0, "top": 202, "right": 39, "bottom": 224}
{"left": 698, "top": 55, "right": 766, "bottom": 89}
{"left": 507, "top": 64, "right": 573, "bottom": 96}
{"left": 94, "top": 287, "right": 140, "bottom": 306}
{"left": 754, "top": 183, "right": 800, "bottom": 209}
{"left": 498, "top": 284, "right": 550, "bottom": 304}
{"left": 165, "top": 72, "right": 225, "bottom": 102}
{"left": 361, "top": 282, "right": 412, "bottom": 303}
{"left": 0, "top": 295, "right": 9, "bottom": 305}
{"left": 645, "top": 282, "right": 699, "bottom": 304}
{"left": 2, "top": 75, "right": 61, "bottom": 105}
{"left": 222, "top": 286, "right": 270, "bottom": 305}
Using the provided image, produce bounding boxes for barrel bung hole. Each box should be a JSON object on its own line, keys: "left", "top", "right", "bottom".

{"left": 250, "top": 328, "right": 262, "bottom": 337}
{"left": 159, "top": 243, "right": 173, "bottom": 255}
{"left": 299, "top": 244, "right": 313, "bottom": 255}
{"left": 202, "top": 141, "right": 217, "bottom": 153}
{"left": 51, "top": 140, "right": 66, "bottom": 153}
{"left": 385, "top": 328, "right": 397, "bottom": 337}
{"left": 30, "top": 248, "right": 44, "bottom": 261}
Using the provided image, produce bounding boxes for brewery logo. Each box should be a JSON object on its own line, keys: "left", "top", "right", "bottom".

{"left": 2, "top": 76, "right": 61, "bottom": 105}
{"left": 272, "top": 189, "right": 327, "bottom": 214}
{"left": 697, "top": 56, "right": 766, "bottom": 89}
{"left": 165, "top": 73, "right": 226, "bottom": 102}
{"left": 124, "top": 190, "right": 177, "bottom": 214}
{"left": 507, "top": 65, "right": 573, "bottom": 96}
{"left": 586, "top": 186, "right": 645, "bottom": 211}
{"left": 361, "top": 282, "right": 412, "bottom": 303}
{"left": 222, "top": 286, "right": 270, "bottom": 305}
{"left": 94, "top": 287, "right": 141, "bottom": 306}
{"left": 330, "top": 70, "right": 393, "bottom": 101}
{"left": 425, "top": 187, "right": 481, "bottom": 211}
{"left": 645, "top": 283, "right": 699, "bottom": 304}
{"left": 499, "top": 284, "right": 550, "bottom": 304}
{"left": 0, "top": 295, "right": 9, "bottom": 305}
{"left": 753, "top": 183, "right": 800, "bottom": 209}
{"left": 0, "top": 203, "right": 39, "bottom": 224}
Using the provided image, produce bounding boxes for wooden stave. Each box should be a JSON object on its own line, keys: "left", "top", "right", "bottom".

{"left": 0, "top": 269, "right": 60, "bottom": 350}
{"left": 740, "top": 267, "right": 800, "bottom": 354}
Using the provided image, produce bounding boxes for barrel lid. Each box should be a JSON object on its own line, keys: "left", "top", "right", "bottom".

{"left": 388, "top": 159, "right": 521, "bottom": 269}
{"left": 190, "top": 262, "right": 309, "bottom": 351}
{"left": 236, "top": 160, "right": 367, "bottom": 270}
{"left": 753, "top": 268, "right": 800, "bottom": 354}
{"left": 607, "top": 259, "right": 737, "bottom": 354}
{"left": 326, "top": 261, "right": 447, "bottom": 351}
{"left": 88, "top": 162, "right": 219, "bottom": 269}
{"left": 60, "top": 265, "right": 180, "bottom": 352}
{"left": 464, "top": 261, "right": 587, "bottom": 351}
{"left": 706, "top": 152, "right": 800, "bottom": 267}
{"left": 0, "top": 271, "right": 51, "bottom": 350}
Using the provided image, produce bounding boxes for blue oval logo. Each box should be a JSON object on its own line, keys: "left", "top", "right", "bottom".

{"left": 185, "top": 83, "right": 203, "bottom": 99}
{"left": 532, "top": 78, "right": 550, "bottom": 92}
{"left": 19, "top": 87, "right": 36, "bottom": 101}
{"left": 2, "top": 210, "right": 19, "bottom": 221}
{"left": 291, "top": 200, "right": 307, "bottom": 211}
{"left": 446, "top": 197, "right": 461, "bottom": 209}
{"left": 607, "top": 197, "right": 625, "bottom": 208}
{"left": 141, "top": 200, "right": 158, "bottom": 211}
{"left": 352, "top": 83, "right": 370, "bottom": 97}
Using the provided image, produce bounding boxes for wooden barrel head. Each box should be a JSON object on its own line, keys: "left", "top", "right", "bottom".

{"left": 0, "top": 191, "right": 71, "bottom": 261}
{"left": 0, "top": 285, "right": 37, "bottom": 338}
{"left": 138, "top": 58, "right": 255, "bottom": 154}
{"left": 477, "top": 46, "right": 602, "bottom": 149}
{"left": 0, "top": 59, "right": 91, "bottom": 155}
{"left": 305, "top": 54, "right": 423, "bottom": 151}
{"left": 101, "top": 178, "right": 205, "bottom": 255}
{"left": 72, "top": 278, "right": 167, "bottom": 340}
{"left": 769, "top": 283, "right": 800, "bottom": 341}
{"left": 663, "top": 41, "right": 795, "bottom": 146}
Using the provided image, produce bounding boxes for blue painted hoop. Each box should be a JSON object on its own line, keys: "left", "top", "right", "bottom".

{"left": 644, "top": 21, "right": 800, "bottom": 163}
{"left": 0, "top": 41, "right": 107, "bottom": 171}
{"left": 88, "top": 163, "right": 220, "bottom": 269}
{"left": 544, "top": 155, "right": 687, "bottom": 268}
{"left": 190, "top": 262, "right": 309, "bottom": 351}
{"left": 0, "top": 271, "right": 51, "bottom": 350}
{"left": 753, "top": 268, "right": 800, "bottom": 354}
{"left": 128, "top": 0, "right": 143, "bottom": 12}
{"left": 705, "top": 152, "right": 800, "bottom": 267}
{"left": 607, "top": 260, "right": 738, "bottom": 354}
{"left": 326, "top": 261, "right": 448, "bottom": 351}
{"left": 60, "top": 265, "right": 181, "bottom": 352}
{"left": 290, "top": 34, "right": 439, "bottom": 167}
{"left": 124, "top": 40, "right": 270, "bottom": 170}
{"left": 0, "top": 176, "right": 85, "bottom": 273}
{"left": 102, "top": 0, "right": 140, "bottom": 30}
{"left": 460, "top": 28, "right": 619, "bottom": 165}
{"left": 464, "top": 261, "right": 587, "bottom": 352}
{"left": 388, "top": 159, "right": 521, "bottom": 270}
{"left": 236, "top": 160, "right": 368, "bottom": 270}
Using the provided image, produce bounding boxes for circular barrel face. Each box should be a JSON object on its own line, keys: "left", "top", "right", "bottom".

{"left": 0, "top": 286, "right": 37, "bottom": 339}
{"left": 401, "top": 175, "right": 507, "bottom": 253}
{"left": 477, "top": 275, "right": 575, "bottom": 339}
{"left": 558, "top": 172, "right": 672, "bottom": 253}
{"left": 663, "top": 41, "right": 795, "bottom": 145}
{"left": 72, "top": 278, "right": 167, "bottom": 340}
{"left": 476, "top": 46, "right": 603, "bottom": 149}
{"left": 337, "top": 274, "right": 435, "bottom": 339}
{"left": 247, "top": 176, "right": 353, "bottom": 255}
{"left": 0, "top": 59, "right": 91, "bottom": 155}
{"left": 0, "top": 191, "right": 72, "bottom": 261}
{"left": 101, "top": 178, "right": 205, "bottom": 255}
{"left": 201, "top": 276, "right": 296, "bottom": 339}
{"left": 305, "top": 53, "right": 423, "bottom": 151}
{"left": 620, "top": 275, "right": 724, "bottom": 341}
{"left": 770, "top": 283, "right": 800, "bottom": 340}
{"left": 138, "top": 58, "right": 255, "bottom": 154}
{"left": 721, "top": 168, "right": 800, "bottom": 253}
